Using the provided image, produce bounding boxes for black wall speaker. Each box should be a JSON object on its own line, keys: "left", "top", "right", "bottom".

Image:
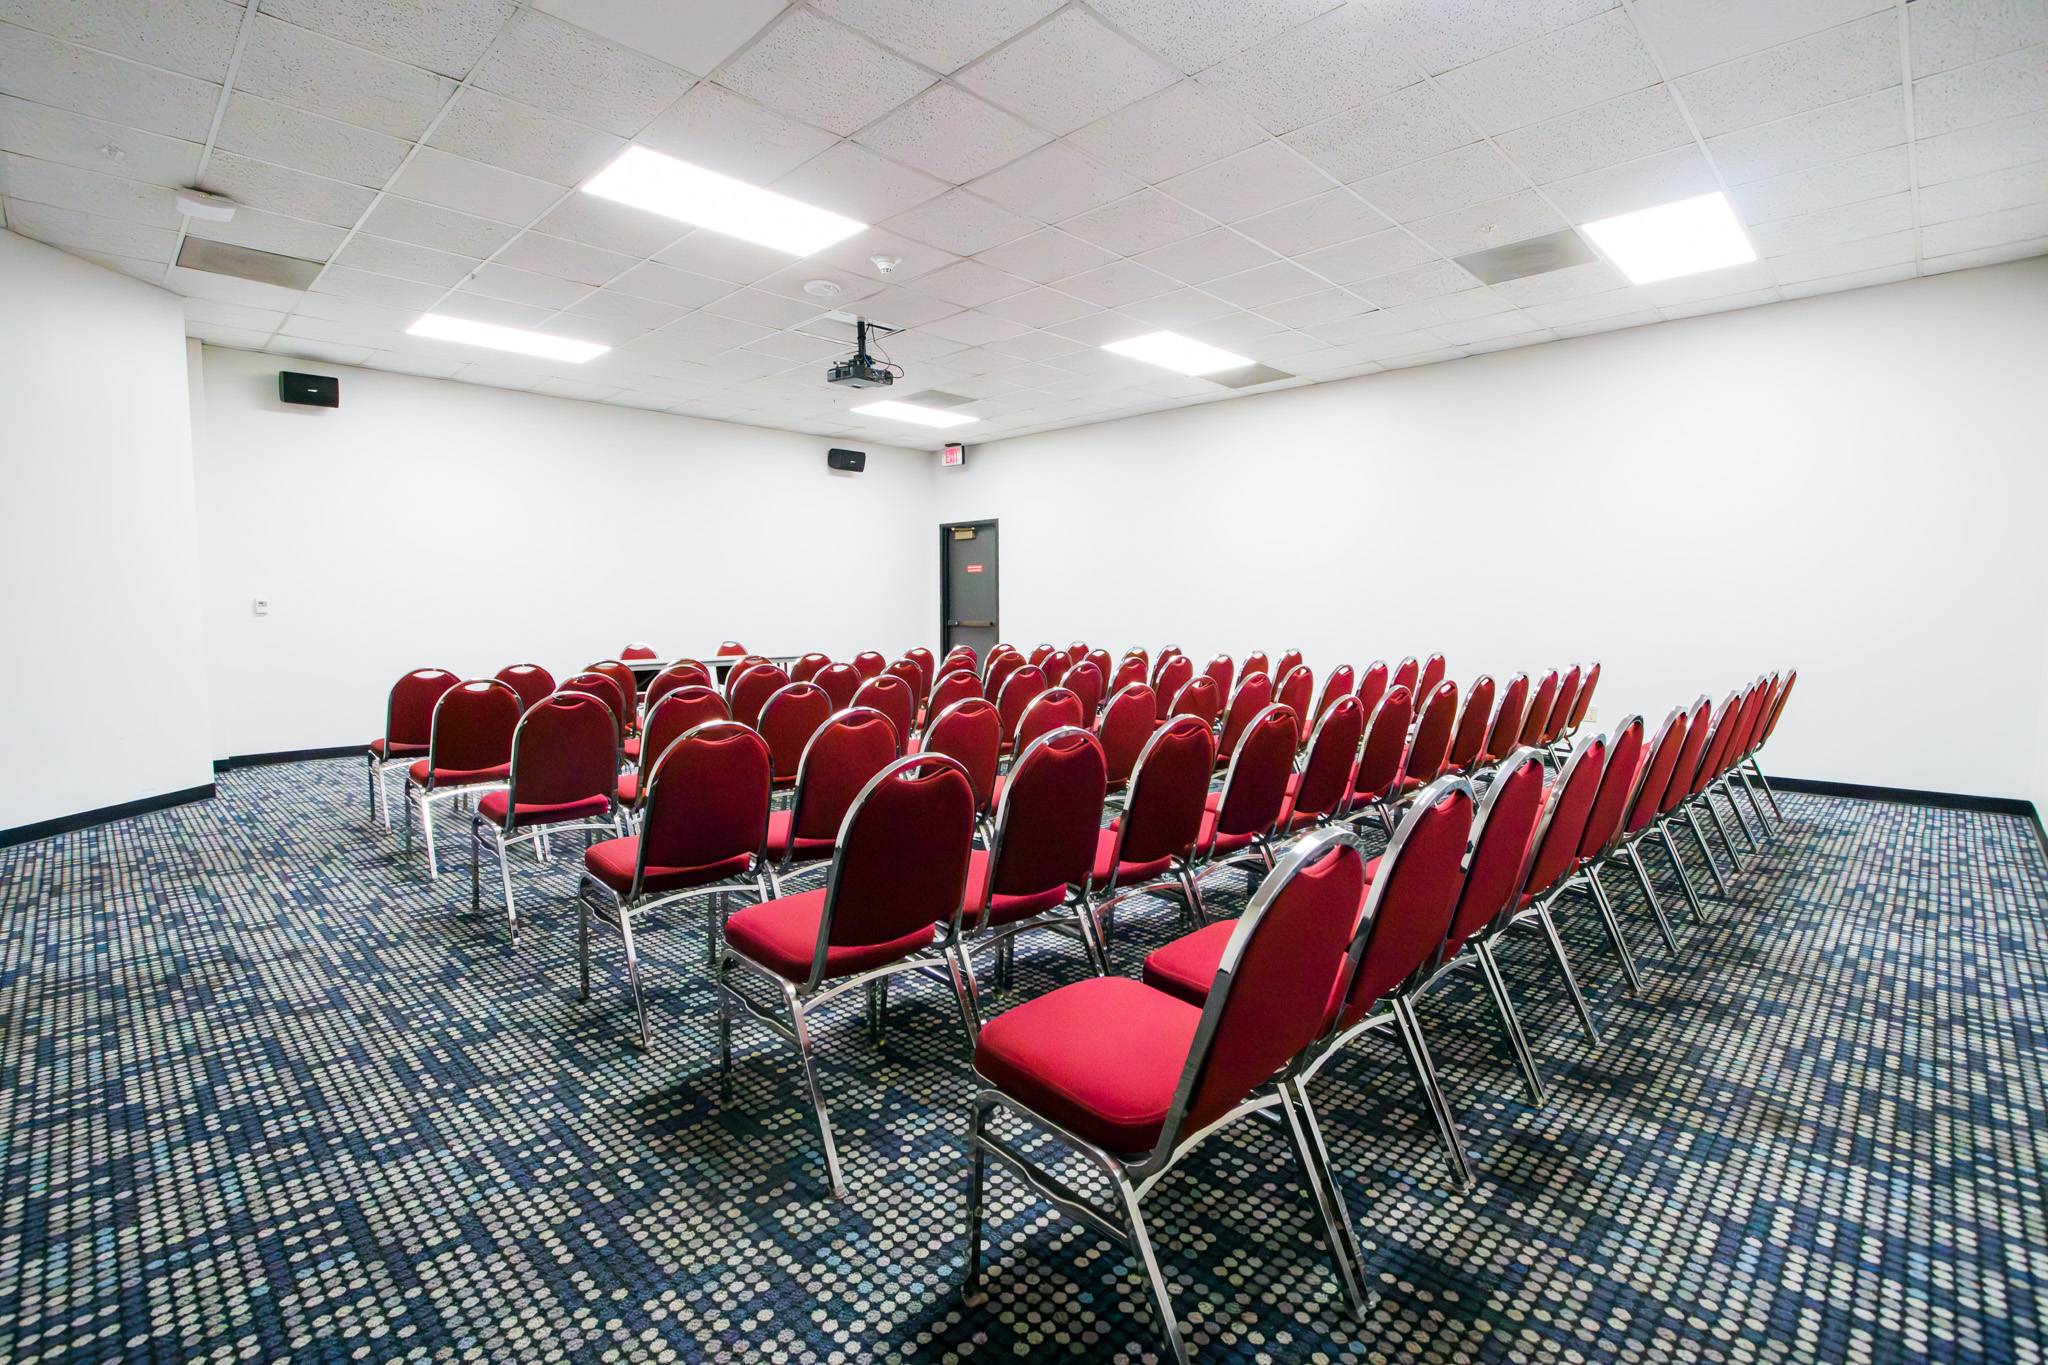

{"left": 827, "top": 446, "right": 866, "bottom": 473}
{"left": 278, "top": 371, "right": 339, "bottom": 407}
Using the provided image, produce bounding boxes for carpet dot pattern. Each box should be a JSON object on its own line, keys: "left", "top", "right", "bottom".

{"left": 2, "top": 758, "right": 2044, "bottom": 1362}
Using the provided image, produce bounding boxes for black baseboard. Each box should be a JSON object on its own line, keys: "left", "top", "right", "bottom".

{"left": 1772, "top": 774, "right": 2037, "bottom": 819}
{"left": 1, "top": 784, "right": 217, "bottom": 849}
{"left": 214, "top": 745, "right": 360, "bottom": 772}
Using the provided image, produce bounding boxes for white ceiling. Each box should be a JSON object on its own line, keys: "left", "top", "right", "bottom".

{"left": 2, "top": 0, "right": 2043, "bottom": 445}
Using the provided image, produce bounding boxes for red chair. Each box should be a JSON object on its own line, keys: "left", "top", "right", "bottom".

{"left": 580, "top": 721, "right": 772, "bottom": 1046}
{"left": 1168, "top": 674, "right": 1221, "bottom": 727}
{"left": 587, "top": 660, "right": 642, "bottom": 728}
{"left": 951, "top": 727, "right": 1110, "bottom": 1001}
{"left": 1201, "top": 652, "right": 1234, "bottom": 700}
{"left": 1542, "top": 664, "right": 1583, "bottom": 751}
{"left": 645, "top": 660, "right": 712, "bottom": 713}
{"left": 1216, "top": 671, "right": 1274, "bottom": 768}
{"left": 791, "top": 651, "right": 831, "bottom": 684}
{"left": 1108, "top": 653, "right": 1148, "bottom": 696}
{"left": 401, "top": 680, "right": 520, "bottom": 877}
{"left": 1390, "top": 655, "right": 1419, "bottom": 696}
{"left": 1561, "top": 660, "right": 1601, "bottom": 751}
{"left": 716, "top": 641, "right": 748, "bottom": 656}
{"left": 724, "top": 656, "right": 771, "bottom": 703}
{"left": 620, "top": 642, "right": 658, "bottom": 661}
{"left": 1608, "top": 702, "right": 1699, "bottom": 974}
{"left": 758, "top": 682, "right": 834, "bottom": 790}
{"left": 883, "top": 657, "right": 923, "bottom": 708}
{"left": 562, "top": 671, "right": 631, "bottom": 756}
{"left": 941, "top": 645, "right": 977, "bottom": 677}
{"left": 1445, "top": 675, "right": 1496, "bottom": 773}
{"left": 1519, "top": 669, "right": 1560, "bottom": 747}
{"left": 995, "top": 664, "right": 1048, "bottom": 749}
{"left": 1723, "top": 676, "right": 1784, "bottom": 842}
{"left": 905, "top": 646, "right": 936, "bottom": 698}
{"left": 1629, "top": 695, "right": 1733, "bottom": 925}
{"left": 368, "top": 668, "right": 457, "bottom": 827}
{"left": 814, "top": 662, "right": 860, "bottom": 710}
{"left": 468, "top": 691, "right": 620, "bottom": 936}
{"left": 1150, "top": 654, "right": 1193, "bottom": 723}
{"left": 1093, "top": 716, "right": 1215, "bottom": 936}
{"left": 1027, "top": 643, "right": 1056, "bottom": 667}
{"left": 767, "top": 707, "right": 899, "bottom": 890}
{"left": 617, "top": 685, "right": 727, "bottom": 808}
{"left": 1042, "top": 652, "right": 1071, "bottom": 685}
{"left": 1193, "top": 703, "right": 1299, "bottom": 890}
{"left": 1067, "top": 641, "right": 1090, "bottom": 664}
{"left": 1013, "top": 686, "right": 1085, "bottom": 757}
{"left": 1665, "top": 692, "right": 1750, "bottom": 897}
{"left": 852, "top": 674, "right": 914, "bottom": 753}
{"left": 930, "top": 668, "right": 983, "bottom": 718}
{"left": 1342, "top": 685, "right": 1415, "bottom": 834}
{"left": 1064, "top": 660, "right": 1104, "bottom": 719}
{"left": 1479, "top": 672, "right": 1531, "bottom": 768}
{"left": 922, "top": 698, "right": 1001, "bottom": 828}
{"left": 1416, "top": 652, "right": 1446, "bottom": 702}
{"left": 1280, "top": 694, "right": 1364, "bottom": 832}
{"left": 495, "top": 663, "right": 555, "bottom": 712}
{"left": 968, "top": 827, "right": 1374, "bottom": 1359}
{"left": 719, "top": 753, "right": 978, "bottom": 1197}
{"left": 1274, "top": 663, "right": 1313, "bottom": 724}
{"left": 1315, "top": 664, "right": 1355, "bottom": 723}
{"left": 1393, "top": 680, "right": 1459, "bottom": 801}
{"left": 1242, "top": 649, "right": 1270, "bottom": 678}
{"left": 1084, "top": 647, "right": 1113, "bottom": 684}
{"left": 985, "top": 650, "right": 1024, "bottom": 699}
{"left": 729, "top": 663, "right": 789, "bottom": 730}
{"left": 851, "top": 650, "right": 886, "bottom": 680}
{"left": 1495, "top": 735, "right": 1612, "bottom": 1045}
{"left": 1276, "top": 648, "right": 1304, "bottom": 680}
{"left": 1355, "top": 660, "right": 1388, "bottom": 715}
{"left": 1743, "top": 668, "right": 1795, "bottom": 830}
{"left": 1553, "top": 713, "right": 1659, "bottom": 998}
{"left": 1096, "top": 682, "right": 1156, "bottom": 795}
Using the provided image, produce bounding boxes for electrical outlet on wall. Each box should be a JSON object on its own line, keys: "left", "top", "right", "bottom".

{"left": 1583, "top": 705, "right": 1598, "bottom": 724}
{"left": 252, "top": 598, "right": 269, "bottom": 616}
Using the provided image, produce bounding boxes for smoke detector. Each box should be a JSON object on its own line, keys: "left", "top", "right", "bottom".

{"left": 870, "top": 254, "right": 901, "bottom": 276}
{"left": 174, "top": 188, "right": 239, "bottom": 222}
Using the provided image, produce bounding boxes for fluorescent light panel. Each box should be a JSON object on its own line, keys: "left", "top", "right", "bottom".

{"left": 584, "top": 146, "right": 864, "bottom": 256}
{"left": 1101, "top": 330, "right": 1253, "bottom": 376}
{"left": 852, "top": 400, "right": 979, "bottom": 428}
{"left": 406, "top": 313, "right": 608, "bottom": 362}
{"left": 1579, "top": 192, "right": 1756, "bottom": 285}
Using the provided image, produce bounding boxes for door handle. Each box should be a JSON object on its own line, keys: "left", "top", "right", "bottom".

{"left": 951, "top": 620, "right": 994, "bottom": 628}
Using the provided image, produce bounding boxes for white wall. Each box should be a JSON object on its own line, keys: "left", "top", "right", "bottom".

{"left": 191, "top": 346, "right": 935, "bottom": 759}
{"left": 934, "top": 259, "right": 2048, "bottom": 810}
{"left": 0, "top": 229, "right": 214, "bottom": 829}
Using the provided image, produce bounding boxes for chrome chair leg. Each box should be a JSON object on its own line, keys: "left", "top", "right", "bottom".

{"left": 964, "top": 1096, "right": 991, "bottom": 1295}
{"left": 1277, "top": 1083, "right": 1368, "bottom": 1318}
{"left": 1719, "top": 779, "right": 1763, "bottom": 850}
{"left": 1587, "top": 864, "right": 1651, "bottom": 988}
{"left": 1289, "top": 1081, "right": 1369, "bottom": 1305}
{"left": 1747, "top": 758, "right": 1786, "bottom": 825}
{"left": 1683, "top": 806, "right": 1732, "bottom": 896}
{"left": 1652, "top": 824, "right": 1709, "bottom": 927}
{"left": 1392, "top": 996, "right": 1474, "bottom": 1191}
{"left": 1734, "top": 768, "right": 1775, "bottom": 842}
{"left": 620, "top": 909, "right": 649, "bottom": 1048}
{"left": 1705, "top": 788, "right": 1751, "bottom": 869}
{"left": 1532, "top": 905, "right": 1600, "bottom": 1046}
{"left": 1109, "top": 1175, "right": 1188, "bottom": 1365}
{"left": 716, "top": 957, "right": 736, "bottom": 1097}
{"left": 786, "top": 983, "right": 845, "bottom": 1199}
{"left": 948, "top": 942, "right": 984, "bottom": 1040}
{"left": 578, "top": 892, "right": 592, "bottom": 1000}
{"left": 1474, "top": 940, "right": 1547, "bottom": 1106}
{"left": 1620, "top": 841, "right": 1681, "bottom": 950}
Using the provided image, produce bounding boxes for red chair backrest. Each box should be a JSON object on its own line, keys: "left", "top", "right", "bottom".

{"left": 1351, "top": 685, "right": 1415, "bottom": 803}
{"left": 1242, "top": 650, "right": 1270, "bottom": 678}
{"left": 646, "top": 660, "right": 712, "bottom": 711}
{"left": 506, "top": 691, "right": 617, "bottom": 813}
{"left": 1573, "top": 714, "right": 1646, "bottom": 862}
{"left": 1213, "top": 704, "right": 1299, "bottom": 840}
{"left": 1202, "top": 653, "right": 1235, "bottom": 698}
{"left": 813, "top": 662, "right": 860, "bottom": 710}
{"left": 1015, "top": 687, "right": 1086, "bottom": 754}
{"left": 716, "top": 641, "right": 748, "bottom": 656}
{"left": 905, "top": 647, "right": 936, "bottom": 698}
{"left": 494, "top": 663, "right": 555, "bottom": 711}
{"left": 1064, "top": 660, "right": 1104, "bottom": 718}
{"left": 790, "top": 707, "right": 899, "bottom": 844}
{"left": 1390, "top": 656, "right": 1419, "bottom": 696}
{"left": 1151, "top": 654, "right": 1194, "bottom": 721}
{"left": 974, "top": 727, "right": 1106, "bottom": 926}
{"left": 1275, "top": 664, "right": 1313, "bottom": 721}
{"left": 1043, "top": 652, "right": 1071, "bottom": 685}
{"left": 1622, "top": 706, "right": 1690, "bottom": 835}
{"left": 1440, "top": 749, "right": 1549, "bottom": 963}
{"left": 1293, "top": 695, "right": 1364, "bottom": 823}
{"left": 1567, "top": 661, "right": 1601, "bottom": 733}
{"left": 930, "top": 668, "right": 983, "bottom": 717}
{"left": 1689, "top": 692, "right": 1746, "bottom": 797}
{"left": 1446, "top": 674, "right": 1495, "bottom": 771}
{"left": 588, "top": 660, "right": 641, "bottom": 717}
{"left": 1543, "top": 665, "right": 1582, "bottom": 744}
{"left": 884, "top": 659, "right": 923, "bottom": 706}
{"left": 1521, "top": 735, "right": 1610, "bottom": 903}
{"left": 1483, "top": 672, "right": 1530, "bottom": 763}
{"left": 996, "top": 665, "right": 1049, "bottom": 742}
{"left": 985, "top": 651, "right": 1024, "bottom": 697}
{"left": 620, "top": 642, "right": 657, "bottom": 660}
{"left": 1097, "top": 683, "right": 1156, "bottom": 790}
{"left": 632, "top": 686, "right": 729, "bottom": 798}
{"left": 1759, "top": 669, "right": 1796, "bottom": 747}
{"left": 922, "top": 698, "right": 1001, "bottom": 816}
{"left": 425, "top": 680, "right": 521, "bottom": 780}
{"left": 724, "top": 657, "right": 768, "bottom": 701}
{"left": 1084, "top": 648, "right": 1113, "bottom": 682}
{"left": 636, "top": 721, "right": 771, "bottom": 895}
{"left": 1068, "top": 641, "right": 1090, "bottom": 664}
{"left": 851, "top": 674, "right": 914, "bottom": 752}
{"left": 1340, "top": 776, "right": 1475, "bottom": 1026}
{"left": 1736, "top": 678, "right": 1774, "bottom": 767}
{"left": 1217, "top": 671, "right": 1275, "bottom": 761}
{"left": 852, "top": 650, "right": 886, "bottom": 680}
{"left": 942, "top": 645, "right": 977, "bottom": 674}
{"left": 728, "top": 664, "right": 788, "bottom": 730}
{"left": 758, "top": 682, "right": 834, "bottom": 784}
{"left": 1417, "top": 652, "right": 1446, "bottom": 702}
{"left": 1028, "top": 643, "right": 1056, "bottom": 667}
{"left": 1109, "top": 654, "right": 1148, "bottom": 695}
{"left": 813, "top": 755, "right": 975, "bottom": 977}
{"left": 1276, "top": 648, "right": 1304, "bottom": 679}
{"left": 1403, "top": 681, "right": 1459, "bottom": 786}
{"left": 1170, "top": 830, "right": 1367, "bottom": 1141}
{"left": 387, "top": 668, "right": 459, "bottom": 747}
{"left": 1656, "top": 696, "right": 1715, "bottom": 817}
{"left": 1170, "top": 675, "right": 1222, "bottom": 727}
{"left": 1355, "top": 660, "right": 1388, "bottom": 715}
{"left": 1316, "top": 664, "right": 1355, "bottom": 722}
{"left": 1108, "top": 716, "right": 1216, "bottom": 873}
{"left": 560, "top": 671, "right": 630, "bottom": 739}
{"left": 791, "top": 651, "right": 831, "bottom": 683}
{"left": 1520, "top": 669, "right": 1560, "bottom": 746}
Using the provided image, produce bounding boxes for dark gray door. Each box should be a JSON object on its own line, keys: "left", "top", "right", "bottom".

{"left": 942, "top": 521, "right": 998, "bottom": 662}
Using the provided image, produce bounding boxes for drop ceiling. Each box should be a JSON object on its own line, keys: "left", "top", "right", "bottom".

{"left": 1, "top": 0, "right": 2043, "bottom": 444}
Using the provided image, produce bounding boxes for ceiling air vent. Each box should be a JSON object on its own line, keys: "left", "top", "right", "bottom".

{"left": 903, "top": 389, "right": 975, "bottom": 408}
{"left": 1454, "top": 228, "right": 1598, "bottom": 285}
{"left": 1208, "top": 363, "right": 1295, "bottom": 389}
{"left": 175, "top": 236, "right": 323, "bottom": 290}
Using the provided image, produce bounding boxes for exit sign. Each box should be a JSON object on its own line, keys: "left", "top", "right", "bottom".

{"left": 940, "top": 443, "right": 964, "bottom": 467}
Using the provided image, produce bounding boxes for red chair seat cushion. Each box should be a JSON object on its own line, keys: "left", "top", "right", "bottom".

{"left": 765, "top": 809, "right": 835, "bottom": 861}
{"left": 622, "top": 736, "right": 641, "bottom": 762}
{"left": 369, "top": 738, "right": 427, "bottom": 759}
{"left": 973, "top": 977, "right": 1199, "bottom": 1153}
{"left": 478, "top": 791, "right": 612, "bottom": 829}
{"left": 408, "top": 760, "right": 509, "bottom": 787}
{"left": 966, "top": 849, "right": 1068, "bottom": 927}
{"left": 1141, "top": 920, "right": 1235, "bottom": 1006}
{"left": 723, "top": 888, "right": 935, "bottom": 982}
{"left": 1196, "top": 808, "right": 1257, "bottom": 858}
{"left": 584, "top": 837, "right": 754, "bottom": 897}
{"left": 615, "top": 772, "right": 641, "bottom": 805}
{"left": 1092, "top": 827, "right": 1174, "bottom": 887}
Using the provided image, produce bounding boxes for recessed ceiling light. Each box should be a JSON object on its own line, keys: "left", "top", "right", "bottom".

{"left": 852, "top": 400, "right": 980, "bottom": 428}
{"left": 406, "top": 314, "right": 608, "bottom": 363}
{"left": 1101, "top": 330, "right": 1254, "bottom": 376}
{"left": 583, "top": 146, "right": 865, "bottom": 257}
{"left": 1579, "top": 192, "right": 1756, "bottom": 285}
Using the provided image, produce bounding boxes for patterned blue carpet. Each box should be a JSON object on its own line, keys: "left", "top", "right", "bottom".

{"left": 2, "top": 757, "right": 2044, "bottom": 1363}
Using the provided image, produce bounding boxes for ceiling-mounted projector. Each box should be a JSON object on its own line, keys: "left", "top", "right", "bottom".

{"left": 827, "top": 317, "right": 899, "bottom": 390}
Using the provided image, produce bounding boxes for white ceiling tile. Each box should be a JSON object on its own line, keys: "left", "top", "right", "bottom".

{"left": 1629, "top": 258, "right": 1776, "bottom": 306}
{"left": 235, "top": 13, "right": 455, "bottom": 140}
{"left": 468, "top": 10, "right": 693, "bottom": 136}
{"left": 532, "top": 0, "right": 786, "bottom": 78}
{"left": 531, "top": 376, "right": 624, "bottom": 401}
{"left": 3, "top": 196, "right": 175, "bottom": 257}
{"left": 1406, "top": 189, "right": 1566, "bottom": 257}
{"left": 702, "top": 285, "right": 829, "bottom": 328}
{"left": 980, "top": 328, "right": 1086, "bottom": 361}
{"left": 1132, "top": 227, "right": 1281, "bottom": 283}
{"left": 1673, "top": 12, "right": 1900, "bottom": 138}
{"left": 910, "top": 258, "right": 1034, "bottom": 307}
{"left": 0, "top": 94, "right": 200, "bottom": 186}
{"left": 1375, "top": 0, "right": 1615, "bottom": 74}
{"left": 646, "top": 310, "right": 775, "bottom": 351}
{"left": 610, "top": 261, "right": 738, "bottom": 308}
{"left": 1296, "top": 227, "right": 1440, "bottom": 284}
{"left": 1765, "top": 229, "right": 1916, "bottom": 284}
{"left": 749, "top": 260, "right": 883, "bottom": 305}
{"left": 775, "top": 141, "right": 948, "bottom": 223}
{"left": 1703, "top": 87, "right": 1905, "bottom": 185}
{"left": 214, "top": 92, "right": 411, "bottom": 188}
{"left": 846, "top": 282, "right": 963, "bottom": 327}
{"left": 1910, "top": 0, "right": 2048, "bottom": 76}
{"left": 1920, "top": 201, "right": 2048, "bottom": 256}
{"left": 1657, "top": 286, "right": 1778, "bottom": 320}
{"left": 1495, "top": 84, "right": 1694, "bottom": 184}
{"left": 1435, "top": 10, "right": 1659, "bottom": 135}
{"left": 358, "top": 194, "right": 518, "bottom": 257}
{"left": 1914, "top": 44, "right": 2048, "bottom": 139}
{"left": 857, "top": 83, "right": 1049, "bottom": 184}
{"left": 1486, "top": 256, "right": 1626, "bottom": 303}
{"left": 0, "top": 151, "right": 179, "bottom": 224}
{"left": 1775, "top": 260, "right": 1915, "bottom": 297}
{"left": 811, "top": 0, "right": 1057, "bottom": 73}
{"left": 1283, "top": 81, "right": 1473, "bottom": 183}
{"left": 196, "top": 150, "right": 375, "bottom": 228}
{"left": 1055, "top": 258, "right": 1181, "bottom": 307}
{"left": 1353, "top": 141, "right": 1525, "bottom": 221}
{"left": 0, "top": 23, "right": 219, "bottom": 141}
{"left": 164, "top": 263, "right": 308, "bottom": 308}
{"left": 717, "top": 10, "right": 932, "bottom": 137}
{"left": 269, "top": 337, "right": 374, "bottom": 366}
{"left": 973, "top": 228, "right": 1117, "bottom": 283}
{"left": 185, "top": 322, "right": 276, "bottom": 349}
{"left": 957, "top": 7, "right": 1177, "bottom": 136}
{"left": 882, "top": 187, "right": 1037, "bottom": 254}
{"left": 1352, "top": 256, "right": 1481, "bottom": 305}
{"left": 1059, "top": 189, "right": 1211, "bottom": 255}
{"left": 978, "top": 285, "right": 1102, "bottom": 327}
{"left": 310, "top": 265, "right": 448, "bottom": 310}
{"left": 187, "top": 206, "right": 347, "bottom": 261}
{"left": 330, "top": 233, "right": 480, "bottom": 286}
{"left": 1120, "top": 287, "right": 1241, "bottom": 327}
{"left": 809, "top": 226, "right": 960, "bottom": 284}
{"left": 1920, "top": 233, "right": 2048, "bottom": 274}
{"left": 1915, "top": 109, "right": 2048, "bottom": 184}
{"left": 1066, "top": 81, "right": 1268, "bottom": 184}
{"left": 921, "top": 309, "right": 1032, "bottom": 344}
{"left": 966, "top": 140, "right": 1141, "bottom": 220}
{"left": 1158, "top": 141, "right": 1335, "bottom": 222}
{"left": 1204, "top": 258, "right": 1324, "bottom": 307}
{"left": 650, "top": 224, "right": 790, "bottom": 283}
{"left": 1728, "top": 145, "right": 1909, "bottom": 223}
{"left": 1539, "top": 144, "right": 1718, "bottom": 221}
{"left": 1546, "top": 310, "right": 1656, "bottom": 338}
{"left": 1086, "top": 0, "right": 1344, "bottom": 76}
{"left": 1379, "top": 286, "right": 1517, "bottom": 330}
{"left": 0, "top": 0, "right": 243, "bottom": 81}
{"left": 1630, "top": 0, "right": 1890, "bottom": 77}
{"left": 1253, "top": 286, "right": 1373, "bottom": 327}
{"left": 428, "top": 88, "right": 624, "bottom": 187}
{"left": 1429, "top": 305, "right": 1547, "bottom": 344}
{"left": 1236, "top": 188, "right": 1390, "bottom": 255}
{"left": 633, "top": 82, "right": 836, "bottom": 183}
{"left": 740, "top": 329, "right": 845, "bottom": 361}
{"left": 1194, "top": 5, "right": 1419, "bottom": 134}
{"left": 291, "top": 291, "right": 436, "bottom": 330}
{"left": 1749, "top": 191, "right": 1914, "bottom": 256}
{"left": 1918, "top": 157, "right": 2048, "bottom": 222}
{"left": 387, "top": 146, "right": 564, "bottom": 223}
{"left": 559, "top": 287, "right": 683, "bottom": 330}
{"left": 1525, "top": 284, "right": 1652, "bottom": 326}
{"left": 257, "top": 0, "right": 515, "bottom": 78}
{"left": 1348, "top": 330, "right": 1461, "bottom": 361}
{"left": 531, "top": 194, "right": 685, "bottom": 257}
{"left": 494, "top": 231, "right": 636, "bottom": 286}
